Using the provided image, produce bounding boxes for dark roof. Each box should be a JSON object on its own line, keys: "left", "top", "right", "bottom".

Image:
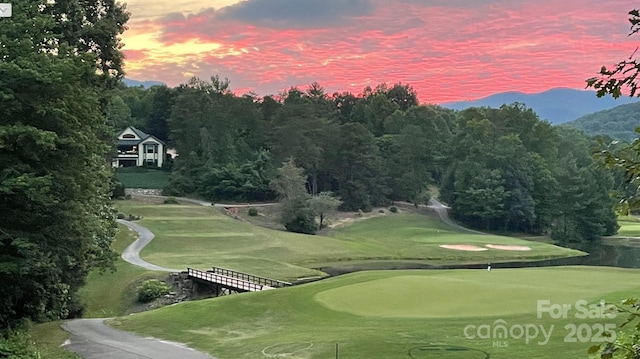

{"left": 130, "top": 127, "right": 150, "bottom": 139}
{"left": 116, "top": 127, "right": 165, "bottom": 145}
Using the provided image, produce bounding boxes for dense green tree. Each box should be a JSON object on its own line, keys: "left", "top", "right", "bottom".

{"left": 0, "top": 0, "right": 127, "bottom": 330}
{"left": 145, "top": 86, "right": 174, "bottom": 143}
{"left": 443, "top": 104, "right": 614, "bottom": 236}
{"left": 326, "top": 122, "right": 389, "bottom": 211}
{"left": 106, "top": 95, "right": 132, "bottom": 129}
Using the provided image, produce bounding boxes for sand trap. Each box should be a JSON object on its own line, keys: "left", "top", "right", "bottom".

{"left": 485, "top": 244, "right": 532, "bottom": 251}
{"left": 439, "top": 244, "right": 488, "bottom": 252}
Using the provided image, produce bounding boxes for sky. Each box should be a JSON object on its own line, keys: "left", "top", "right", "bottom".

{"left": 121, "top": 0, "right": 639, "bottom": 103}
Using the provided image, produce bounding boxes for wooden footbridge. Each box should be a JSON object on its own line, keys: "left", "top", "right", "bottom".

{"left": 187, "top": 266, "right": 291, "bottom": 296}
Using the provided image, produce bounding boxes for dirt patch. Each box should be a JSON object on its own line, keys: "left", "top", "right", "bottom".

{"left": 485, "top": 244, "right": 532, "bottom": 251}
{"left": 439, "top": 244, "right": 488, "bottom": 252}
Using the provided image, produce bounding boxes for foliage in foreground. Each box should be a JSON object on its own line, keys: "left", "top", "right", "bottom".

{"left": 0, "top": 329, "right": 39, "bottom": 359}
{"left": 0, "top": 0, "right": 127, "bottom": 331}
{"left": 587, "top": 7, "right": 640, "bottom": 359}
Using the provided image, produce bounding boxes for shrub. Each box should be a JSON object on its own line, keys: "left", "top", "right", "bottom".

{"left": 116, "top": 213, "right": 125, "bottom": 219}
{"left": 248, "top": 207, "right": 258, "bottom": 216}
{"left": 389, "top": 206, "right": 398, "bottom": 213}
{"left": 110, "top": 177, "right": 126, "bottom": 199}
{"left": 163, "top": 197, "right": 180, "bottom": 204}
{"left": 0, "top": 332, "right": 40, "bottom": 359}
{"left": 137, "top": 279, "right": 170, "bottom": 303}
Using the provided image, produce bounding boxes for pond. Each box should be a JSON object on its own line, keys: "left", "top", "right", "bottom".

{"left": 316, "top": 237, "right": 640, "bottom": 277}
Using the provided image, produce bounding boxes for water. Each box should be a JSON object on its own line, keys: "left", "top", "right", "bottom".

{"left": 316, "top": 238, "right": 640, "bottom": 276}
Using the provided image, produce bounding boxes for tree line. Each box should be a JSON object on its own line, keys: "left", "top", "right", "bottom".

{"left": 114, "top": 76, "right": 618, "bottom": 240}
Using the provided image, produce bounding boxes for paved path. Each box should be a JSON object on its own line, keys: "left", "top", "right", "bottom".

{"left": 118, "top": 219, "right": 182, "bottom": 272}
{"left": 63, "top": 203, "right": 217, "bottom": 359}
{"left": 62, "top": 319, "right": 215, "bottom": 359}
{"left": 427, "top": 198, "right": 484, "bottom": 234}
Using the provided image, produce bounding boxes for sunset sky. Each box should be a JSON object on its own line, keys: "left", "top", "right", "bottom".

{"left": 121, "top": 0, "right": 638, "bottom": 103}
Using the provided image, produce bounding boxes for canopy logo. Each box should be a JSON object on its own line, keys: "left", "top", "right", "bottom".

{"left": 463, "top": 299, "right": 618, "bottom": 347}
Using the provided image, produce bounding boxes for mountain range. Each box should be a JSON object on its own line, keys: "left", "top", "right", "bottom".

{"left": 123, "top": 78, "right": 165, "bottom": 88}
{"left": 441, "top": 88, "right": 639, "bottom": 124}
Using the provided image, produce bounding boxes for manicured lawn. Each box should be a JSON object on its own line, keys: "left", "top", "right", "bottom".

{"left": 115, "top": 200, "right": 583, "bottom": 282}
{"left": 111, "top": 267, "right": 640, "bottom": 359}
{"left": 115, "top": 167, "right": 170, "bottom": 189}
{"left": 617, "top": 216, "right": 640, "bottom": 237}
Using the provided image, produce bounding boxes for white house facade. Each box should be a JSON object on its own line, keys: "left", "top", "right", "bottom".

{"left": 113, "top": 126, "right": 166, "bottom": 168}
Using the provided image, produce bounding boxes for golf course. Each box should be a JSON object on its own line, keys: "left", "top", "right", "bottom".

{"left": 68, "top": 197, "right": 637, "bottom": 359}
{"left": 114, "top": 199, "right": 582, "bottom": 282}
{"left": 110, "top": 266, "right": 640, "bottom": 358}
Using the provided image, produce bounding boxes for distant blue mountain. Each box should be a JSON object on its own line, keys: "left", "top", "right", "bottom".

{"left": 441, "top": 88, "right": 640, "bottom": 124}
{"left": 122, "top": 78, "right": 165, "bottom": 88}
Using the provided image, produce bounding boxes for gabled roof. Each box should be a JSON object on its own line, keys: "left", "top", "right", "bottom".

{"left": 130, "top": 126, "right": 150, "bottom": 139}
{"left": 140, "top": 135, "right": 165, "bottom": 145}
{"left": 116, "top": 126, "right": 165, "bottom": 145}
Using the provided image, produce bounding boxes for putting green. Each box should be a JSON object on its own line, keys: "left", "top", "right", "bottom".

{"left": 314, "top": 267, "right": 640, "bottom": 318}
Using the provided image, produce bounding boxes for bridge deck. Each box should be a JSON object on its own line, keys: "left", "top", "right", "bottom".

{"left": 187, "top": 268, "right": 268, "bottom": 292}
{"left": 210, "top": 266, "right": 292, "bottom": 288}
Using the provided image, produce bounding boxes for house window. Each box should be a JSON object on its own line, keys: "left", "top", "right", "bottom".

{"left": 146, "top": 145, "right": 157, "bottom": 153}
{"left": 122, "top": 134, "right": 135, "bottom": 139}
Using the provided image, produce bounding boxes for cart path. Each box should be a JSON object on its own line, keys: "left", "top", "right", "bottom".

{"left": 62, "top": 319, "right": 216, "bottom": 359}
{"left": 118, "top": 219, "right": 182, "bottom": 272}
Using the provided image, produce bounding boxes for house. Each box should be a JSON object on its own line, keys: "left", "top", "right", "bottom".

{"left": 113, "top": 126, "right": 166, "bottom": 168}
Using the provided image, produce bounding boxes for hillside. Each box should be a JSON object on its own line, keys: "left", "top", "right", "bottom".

{"left": 441, "top": 88, "right": 639, "bottom": 124}
{"left": 564, "top": 102, "right": 640, "bottom": 142}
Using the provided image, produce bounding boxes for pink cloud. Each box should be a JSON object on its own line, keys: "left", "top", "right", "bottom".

{"left": 122, "top": 0, "right": 640, "bottom": 103}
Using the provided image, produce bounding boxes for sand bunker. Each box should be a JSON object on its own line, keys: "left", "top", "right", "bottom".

{"left": 485, "top": 244, "right": 532, "bottom": 251}
{"left": 439, "top": 244, "right": 488, "bottom": 252}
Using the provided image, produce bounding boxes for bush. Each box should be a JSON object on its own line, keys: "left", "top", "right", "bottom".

{"left": 116, "top": 213, "right": 125, "bottom": 219}
{"left": 389, "top": 206, "right": 398, "bottom": 213}
{"left": 247, "top": 208, "right": 258, "bottom": 216}
{"left": 110, "top": 177, "right": 126, "bottom": 199}
{"left": 0, "top": 328, "right": 40, "bottom": 359}
{"left": 163, "top": 197, "right": 180, "bottom": 204}
{"left": 137, "top": 279, "right": 170, "bottom": 303}
{"left": 282, "top": 202, "right": 317, "bottom": 234}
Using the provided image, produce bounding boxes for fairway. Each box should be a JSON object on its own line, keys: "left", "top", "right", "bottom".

{"left": 115, "top": 199, "right": 583, "bottom": 281}
{"left": 111, "top": 267, "right": 640, "bottom": 359}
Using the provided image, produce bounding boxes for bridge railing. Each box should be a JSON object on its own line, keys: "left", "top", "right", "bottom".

{"left": 187, "top": 268, "right": 264, "bottom": 292}
{"left": 211, "top": 266, "right": 292, "bottom": 288}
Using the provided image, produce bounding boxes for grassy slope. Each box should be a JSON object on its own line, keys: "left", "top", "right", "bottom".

{"left": 617, "top": 216, "right": 640, "bottom": 237}
{"left": 111, "top": 267, "right": 640, "bottom": 359}
{"left": 115, "top": 200, "right": 582, "bottom": 282}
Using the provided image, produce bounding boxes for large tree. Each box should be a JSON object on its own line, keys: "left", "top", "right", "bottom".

{"left": 0, "top": 0, "right": 128, "bottom": 330}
